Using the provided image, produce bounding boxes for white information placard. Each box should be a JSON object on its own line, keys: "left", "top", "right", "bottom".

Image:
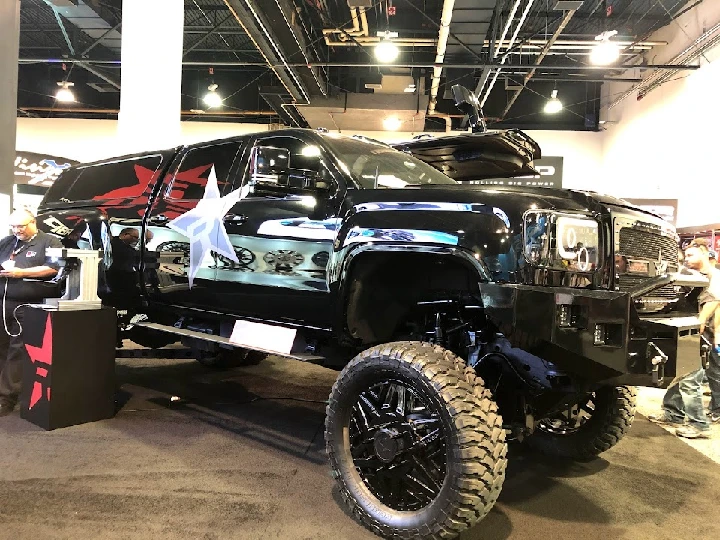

{"left": 229, "top": 320, "right": 297, "bottom": 355}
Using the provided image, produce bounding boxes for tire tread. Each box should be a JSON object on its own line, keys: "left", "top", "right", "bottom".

{"left": 325, "top": 341, "right": 507, "bottom": 539}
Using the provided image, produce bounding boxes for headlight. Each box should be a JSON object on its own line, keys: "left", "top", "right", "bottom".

{"left": 523, "top": 211, "right": 599, "bottom": 272}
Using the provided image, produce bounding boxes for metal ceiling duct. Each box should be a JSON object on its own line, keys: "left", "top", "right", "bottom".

{"left": 224, "top": 0, "right": 327, "bottom": 105}
{"left": 427, "top": 0, "right": 456, "bottom": 115}
{"left": 296, "top": 92, "right": 429, "bottom": 132}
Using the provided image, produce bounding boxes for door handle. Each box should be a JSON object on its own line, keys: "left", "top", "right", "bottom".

{"left": 223, "top": 213, "right": 248, "bottom": 224}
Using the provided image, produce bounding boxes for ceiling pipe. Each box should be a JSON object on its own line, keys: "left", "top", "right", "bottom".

{"left": 358, "top": 7, "right": 369, "bottom": 38}
{"left": 322, "top": 7, "right": 367, "bottom": 36}
{"left": 18, "top": 107, "right": 276, "bottom": 116}
{"left": 324, "top": 37, "right": 436, "bottom": 46}
{"left": 501, "top": 8, "right": 577, "bottom": 119}
{"left": 481, "top": 0, "right": 537, "bottom": 109}
{"left": 224, "top": 0, "right": 312, "bottom": 106}
{"left": 323, "top": 6, "right": 370, "bottom": 45}
{"left": 492, "top": 39, "right": 665, "bottom": 47}
{"left": 427, "top": 0, "right": 456, "bottom": 115}
{"left": 19, "top": 58, "right": 700, "bottom": 70}
{"left": 608, "top": 21, "right": 720, "bottom": 109}
{"left": 494, "top": 0, "right": 523, "bottom": 59}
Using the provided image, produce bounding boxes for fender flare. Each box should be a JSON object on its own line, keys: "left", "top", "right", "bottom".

{"left": 330, "top": 243, "right": 491, "bottom": 340}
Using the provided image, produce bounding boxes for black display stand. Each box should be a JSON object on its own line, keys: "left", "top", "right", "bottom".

{"left": 20, "top": 306, "right": 116, "bottom": 430}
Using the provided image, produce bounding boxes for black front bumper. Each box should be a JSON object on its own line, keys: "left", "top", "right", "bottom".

{"left": 480, "top": 282, "right": 704, "bottom": 388}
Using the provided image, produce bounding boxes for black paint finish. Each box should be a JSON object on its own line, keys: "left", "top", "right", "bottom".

{"left": 35, "top": 128, "right": 699, "bottom": 391}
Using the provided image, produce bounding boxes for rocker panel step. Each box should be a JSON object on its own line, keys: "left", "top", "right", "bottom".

{"left": 135, "top": 321, "right": 325, "bottom": 363}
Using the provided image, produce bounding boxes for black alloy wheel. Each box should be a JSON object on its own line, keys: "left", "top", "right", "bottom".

{"left": 326, "top": 341, "right": 507, "bottom": 539}
{"left": 527, "top": 386, "right": 636, "bottom": 461}
{"left": 537, "top": 392, "right": 597, "bottom": 435}
{"left": 348, "top": 378, "right": 447, "bottom": 511}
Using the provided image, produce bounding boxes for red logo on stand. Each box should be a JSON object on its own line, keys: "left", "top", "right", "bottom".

{"left": 24, "top": 315, "right": 53, "bottom": 409}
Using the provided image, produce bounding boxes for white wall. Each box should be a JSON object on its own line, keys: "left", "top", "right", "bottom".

{"left": 15, "top": 118, "right": 604, "bottom": 192}
{"left": 600, "top": 1, "right": 720, "bottom": 228}
{"left": 523, "top": 130, "right": 603, "bottom": 190}
{"left": 15, "top": 118, "right": 275, "bottom": 163}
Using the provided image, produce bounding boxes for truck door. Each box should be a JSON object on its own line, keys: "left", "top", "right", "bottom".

{"left": 144, "top": 140, "right": 245, "bottom": 310}
{"left": 212, "top": 133, "right": 347, "bottom": 328}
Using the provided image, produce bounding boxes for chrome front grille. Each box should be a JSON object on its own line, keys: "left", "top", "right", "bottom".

{"left": 614, "top": 219, "right": 680, "bottom": 312}
{"left": 615, "top": 274, "right": 677, "bottom": 298}
{"left": 618, "top": 227, "right": 678, "bottom": 266}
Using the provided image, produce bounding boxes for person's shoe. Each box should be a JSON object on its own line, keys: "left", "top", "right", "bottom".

{"left": 709, "top": 411, "right": 720, "bottom": 423}
{"left": 647, "top": 413, "right": 684, "bottom": 428}
{"left": 0, "top": 403, "right": 15, "bottom": 417}
{"left": 676, "top": 425, "right": 711, "bottom": 439}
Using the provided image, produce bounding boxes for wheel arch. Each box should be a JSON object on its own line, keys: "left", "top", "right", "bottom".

{"left": 334, "top": 244, "right": 489, "bottom": 345}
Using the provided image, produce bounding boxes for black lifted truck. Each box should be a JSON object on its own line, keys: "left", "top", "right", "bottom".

{"left": 37, "top": 87, "right": 707, "bottom": 539}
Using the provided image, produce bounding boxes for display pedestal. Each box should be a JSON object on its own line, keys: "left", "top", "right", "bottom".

{"left": 20, "top": 306, "right": 116, "bottom": 430}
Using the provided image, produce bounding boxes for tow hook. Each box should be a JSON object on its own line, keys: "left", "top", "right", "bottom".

{"left": 647, "top": 342, "right": 668, "bottom": 385}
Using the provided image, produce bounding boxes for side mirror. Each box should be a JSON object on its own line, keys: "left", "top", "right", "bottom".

{"left": 249, "top": 145, "right": 331, "bottom": 194}
{"left": 451, "top": 84, "right": 487, "bottom": 133}
{"left": 250, "top": 146, "right": 290, "bottom": 184}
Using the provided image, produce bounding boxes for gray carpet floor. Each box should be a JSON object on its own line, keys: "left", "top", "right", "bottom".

{"left": 0, "top": 355, "right": 718, "bottom": 540}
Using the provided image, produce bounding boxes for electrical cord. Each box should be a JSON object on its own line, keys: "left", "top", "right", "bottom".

{"left": 117, "top": 395, "right": 329, "bottom": 414}
{"left": 1, "top": 277, "right": 34, "bottom": 338}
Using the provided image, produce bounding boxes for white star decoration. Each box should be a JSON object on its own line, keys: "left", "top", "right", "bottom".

{"left": 168, "top": 166, "right": 243, "bottom": 288}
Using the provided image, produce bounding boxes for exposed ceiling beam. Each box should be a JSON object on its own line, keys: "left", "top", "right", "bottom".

{"left": 501, "top": 7, "right": 578, "bottom": 118}
{"left": 79, "top": 22, "right": 121, "bottom": 57}
{"left": 42, "top": 0, "right": 75, "bottom": 55}
{"left": 19, "top": 58, "right": 702, "bottom": 71}
{"left": 183, "top": 13, "right": 235, "bottom": 57}
{"left": 223, "top": 0, "right": 311, "bottom": 104}
{"left": 75, "top": 61, "right": 121, "bottom": 90}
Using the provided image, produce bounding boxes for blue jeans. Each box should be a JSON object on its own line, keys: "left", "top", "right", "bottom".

{"left": 706, "top": 348, "right": 720, "bottom": 414}
{"left": 662, "top": 368, "right": 710, "bottom": 430}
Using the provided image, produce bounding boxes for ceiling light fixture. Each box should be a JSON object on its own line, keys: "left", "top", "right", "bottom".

{"left": 375, "top": 38, "right": 399, "bottom": 63}
{"left": 203, "top": 83, "right": 222, "bottom": 108}
{"left": 383, "top": 116, "right": 402, "bottom": 130}
{"left": 55, "top": 81, "right": 75, "bottom": 103}
{"left": 590, "top": 30, "right": 621, "bottom": 65}
{"left": 544, "top": 89, "right": 563, "bottom": 114}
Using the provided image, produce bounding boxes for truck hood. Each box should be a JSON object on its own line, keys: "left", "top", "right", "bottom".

{"left": 393, "top": 129, "right": 541, "bottom": 181}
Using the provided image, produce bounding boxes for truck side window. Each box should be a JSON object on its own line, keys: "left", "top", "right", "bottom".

{"left": 166, "top": 142, "right": 242, "bottom": 201}
{"left": 44, "top": 154, "right": 164, "bottom": 204}
{"left": 247, "top": 135, "right": 335, "bottom": 193}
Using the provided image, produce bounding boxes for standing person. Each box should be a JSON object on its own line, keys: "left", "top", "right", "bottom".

{"left": 0, "top": 208, "right": 62, "bottom": 416}
{"left": 649, "top": 238, "right": 719, "bottom": 438}
{"left": 709, "top": 250, "right": 720, "bottom": 270}
{"left": 694, "top": 245, "right": 720, "bottom": 423}
{"left": 105, "top": 228, "right": 141, "bottom": 308}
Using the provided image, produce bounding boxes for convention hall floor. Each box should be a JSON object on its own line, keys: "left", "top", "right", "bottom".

{"left": 0, "top": 353, "right": 718, "bottom": 540}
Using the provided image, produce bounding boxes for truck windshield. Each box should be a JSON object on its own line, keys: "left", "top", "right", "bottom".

{"left": 323, "top": 136, "right": 457, "bottom": 189}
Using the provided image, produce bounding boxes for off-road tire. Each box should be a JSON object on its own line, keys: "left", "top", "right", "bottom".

{"left": 325, "top": 341, "right": 507, "bottom": 539}
{"left": 528, "top": 385, "right": 636, "bottom": 461}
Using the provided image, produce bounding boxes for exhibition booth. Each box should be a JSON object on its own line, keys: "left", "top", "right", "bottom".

{"left": 2, "top": 1, "right": 720, "bottom": 539}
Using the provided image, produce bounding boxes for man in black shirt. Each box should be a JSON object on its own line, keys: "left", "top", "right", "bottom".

{"left": 0, "top": 208, "right": 62, "bottom": 416}
{"left": 105, "top": 228, "right": 141, "bottom": 309}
